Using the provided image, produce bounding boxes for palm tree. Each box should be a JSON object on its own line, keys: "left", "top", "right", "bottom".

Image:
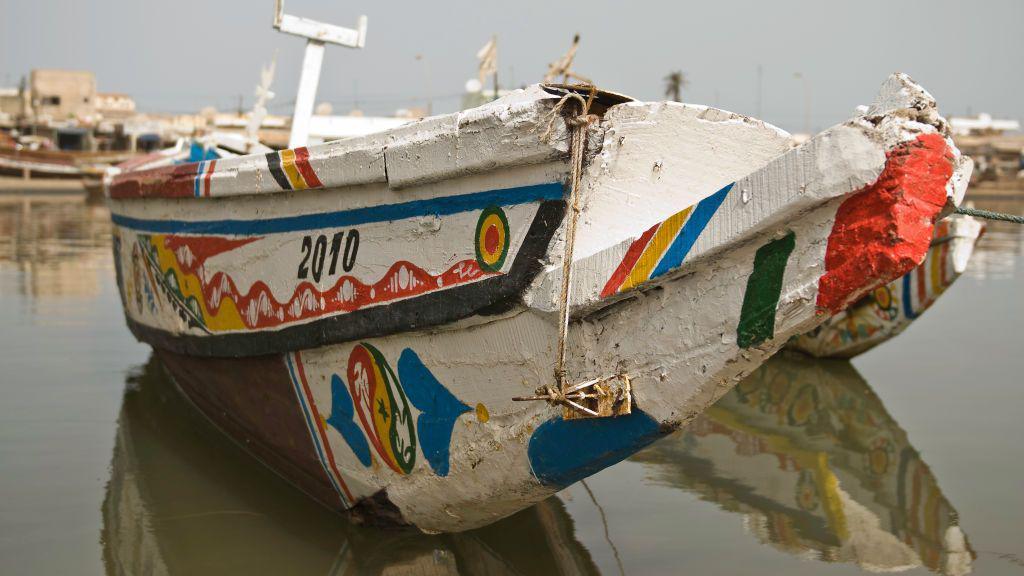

{"left": 664, "top": 70, "right": 688, "bottom": 102}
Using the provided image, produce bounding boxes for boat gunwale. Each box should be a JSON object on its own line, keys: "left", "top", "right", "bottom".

{"left": 106, "top": 86, "right": 580, "bottom": 202}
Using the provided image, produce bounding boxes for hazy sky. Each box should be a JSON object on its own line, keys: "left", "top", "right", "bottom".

{"left": 2, "top": 0, "right": 1021, "bottom": 133}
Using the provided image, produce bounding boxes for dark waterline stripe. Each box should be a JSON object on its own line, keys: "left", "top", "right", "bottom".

{"left": 110, "top": 182, "right": 565, "bottom": 235}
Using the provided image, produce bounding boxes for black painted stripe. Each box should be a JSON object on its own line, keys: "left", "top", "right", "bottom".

{"left": 265, "top": 152, "right": 293, "bottom": 190}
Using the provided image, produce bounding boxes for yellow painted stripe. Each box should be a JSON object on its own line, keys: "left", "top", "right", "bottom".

{"left": 923, "top": 480, "right": 940, "bottom": 546}
{"left": 280, "top": 149, "right": 308, "bottom": 190}
{"left": 929, "top": 245, "right": 944, "bottom": 297}
{"left": 618, "top": 207, "right": 692, "bottom": 292}
{"left": 816, "top": 452, "right": 849, "bottom": 540}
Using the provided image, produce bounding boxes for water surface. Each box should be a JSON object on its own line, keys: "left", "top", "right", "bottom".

{"left": 0, "top": 189, "right": 1021, "bottom": 575}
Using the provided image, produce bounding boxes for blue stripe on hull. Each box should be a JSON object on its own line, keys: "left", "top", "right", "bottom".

{"left": 111, "top": 182, "right": 565, "bottom": 235}
{"left": 650, "top": 183, "right": 732, "bottom": 279}
{"left": 193, "top": 161, "right": 205, "bottom": 198}
{"left": 902, "top": 273, "right": 919, "bottom": 319}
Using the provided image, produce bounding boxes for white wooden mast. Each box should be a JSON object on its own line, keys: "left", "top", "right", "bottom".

{"left": 273, "top": 0, "right": 367, "bottom": 149}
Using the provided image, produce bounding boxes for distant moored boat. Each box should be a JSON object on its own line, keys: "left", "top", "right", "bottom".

{"left": 791, "top": 212, "right": 983, "bottom": 358}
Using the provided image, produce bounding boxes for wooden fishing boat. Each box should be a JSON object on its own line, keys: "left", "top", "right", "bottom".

{"left": 632, "top": 353, "right": 974, "bottom": 575}
{"left": 0, "top": 144, "right": 135, "bottom": 179}
{"left": 790, "top": 212, "right": 982, "bottom": 358}
{"left": 105, "top": 73, "right": 969, "bottom": 532}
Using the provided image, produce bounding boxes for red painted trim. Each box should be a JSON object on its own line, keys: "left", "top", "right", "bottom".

{"left": 599, "top": 222, "right": 659, "bottom": 298}
{"left": 203, "top": 159, "right": 217, "bottom": 197}
{"left": 293, "top": 147, "right": 323, "bottom": 189}
{"left": 294, "top": 351, "right": 356, "bottom": 504}
{"left": 916, "top": 262, "right": 927, "bottom": 305}
{"left": 110, "top": 162, "right": 201, "bottom": 199}
{"left": 162, "top": 235, "right": 259, "bottom": 273}
{"left": 816, "top": 134, "right": 953, "bottom": 313}
{"left": 156, "top": 233, "right": 494, "bottom": 330}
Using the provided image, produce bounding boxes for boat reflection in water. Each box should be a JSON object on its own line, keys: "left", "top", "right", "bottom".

{"left": 101, "top": 345, "right": 978, "bottom": 575}
{"left": 0, "top": 192, "right": 111, "bottom": 298}
{"left": 632, "top": 352, "right": 974, "bottom": 575}
{"left": 101, "top": 356, "right": 600, "bottom": 576}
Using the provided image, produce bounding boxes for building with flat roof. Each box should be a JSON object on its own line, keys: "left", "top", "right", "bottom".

{"left": 29, "top": 69, "right": 96, "bottom": 121}
{"left": 95, "top": 93, "right": 136, "bottom": 119}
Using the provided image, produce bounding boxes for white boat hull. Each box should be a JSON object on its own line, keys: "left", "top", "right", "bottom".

{"left": 106, "top": 75, "right": 969, "bottom": 531}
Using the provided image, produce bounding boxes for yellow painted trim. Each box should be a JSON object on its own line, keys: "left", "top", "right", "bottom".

{"left": 619, "top": 206, "right": 692, "bottom": 293}
{"left": 280, "top": 149, "right": 307, "bottom": 190}
{"left": 152, "top": 236, "right": 246, "bottom": 331}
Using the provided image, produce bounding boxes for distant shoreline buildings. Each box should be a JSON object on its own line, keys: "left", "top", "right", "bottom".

{"left": 0, "top": 68, "right": 426, "bottom": 156}
{"left": 1, "top": 67, "right": 1021, "bottom": 188}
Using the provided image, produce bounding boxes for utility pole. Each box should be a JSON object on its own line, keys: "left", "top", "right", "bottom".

{"left": 273, "top": 0, "right": 367, "bottom": 149}
{"left": 793, "top": 72, "right": 810, "bottom": 135}
{"left": 756, "top": 64, "right": 763, "bottom": 119}
{"left": 416, "top": 54, "right": 432, "bottom": 116}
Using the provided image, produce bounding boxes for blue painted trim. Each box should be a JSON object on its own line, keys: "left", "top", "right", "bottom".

{"left": 325, "top": 374, "right": 373, "bottom": 467}
{"left": 193, "top": 161, "right": 205, "bottom": 198}
{"left": 285, "top": 353, "right": 345, "bottom": 501}
{"left": 902, "top": 273, "right": 919, "bottom": 319}
{"left": 397, "top": 348, "right": 471, "bottom": 477}
{"left": 111, "top": 181, "right": 565, "bottom": 235}
{"left": 527, "top": 409, "right": 663, "bottom": 488}
{"left": 651, "top": 183, "right": 733, "bottom": 279}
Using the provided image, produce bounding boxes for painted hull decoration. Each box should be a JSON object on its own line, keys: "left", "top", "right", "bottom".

{"left": 107, "top": 74, "right": 970, "bottom": 532}
{"left": 104, "top": 357, "right": 602, "bottom": 576}
{"left": 632, "top": 353, "right": 974, "bottom": 575}
{"left": 790, "top": 213, "right": 983, "bottom": 358}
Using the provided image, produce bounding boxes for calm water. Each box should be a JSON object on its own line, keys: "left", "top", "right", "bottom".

{"left": 1, "top": 188, "right": 1022, "bottom": 575}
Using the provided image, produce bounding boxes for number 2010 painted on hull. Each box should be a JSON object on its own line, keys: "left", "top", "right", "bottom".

{"left": 298, "top": 230, "right": 360, "bottom": 282}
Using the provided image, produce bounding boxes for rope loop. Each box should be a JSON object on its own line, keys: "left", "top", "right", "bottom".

{"left": 539, "top": 89, "right": 596, "bottom": 143}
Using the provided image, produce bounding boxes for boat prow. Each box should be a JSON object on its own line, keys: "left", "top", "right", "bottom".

{"left": 106, "top": 73, "right": 969, "bottom": 532}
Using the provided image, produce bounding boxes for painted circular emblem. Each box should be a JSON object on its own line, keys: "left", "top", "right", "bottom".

{"left": 866, "top": 436, "right": 892, "bottom": 476}
{"left": 346, "top": 343, "right": 417, "bottom": 474}
{"left": 872, "top": 285, "right": 898, "bottom": 321}
{"left": 475, "top": 206, "right": 510, "bottom": 272}
{"left": 786, "top": 384, "right": 818, "bottom": 426}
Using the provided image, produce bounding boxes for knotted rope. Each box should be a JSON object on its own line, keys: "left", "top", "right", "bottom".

{"left": 547, "top": 92, "right": 597, "bottom": 391}
{"left": 512, "top": 89, "right": 599, "bottom": 412}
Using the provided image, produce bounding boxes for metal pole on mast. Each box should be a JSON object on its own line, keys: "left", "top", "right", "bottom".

{"left": 290, "top": 40, "right": 325, "bottom": 148}
{"left": 273, "top": 0, "right": 367, "bottom": 149}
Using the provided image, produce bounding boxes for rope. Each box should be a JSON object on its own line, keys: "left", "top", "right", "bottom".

{"left": 956, "top": 206, "right": 1024, "bottom": 224}
{"left": 580, "top": 479, "right": 627, "bottom": 576}
{"left": 542, "top": 91, "right": 597, "bottom": 394}
{"left": 509, "top": 90, "right": 599, "bottom": 412}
